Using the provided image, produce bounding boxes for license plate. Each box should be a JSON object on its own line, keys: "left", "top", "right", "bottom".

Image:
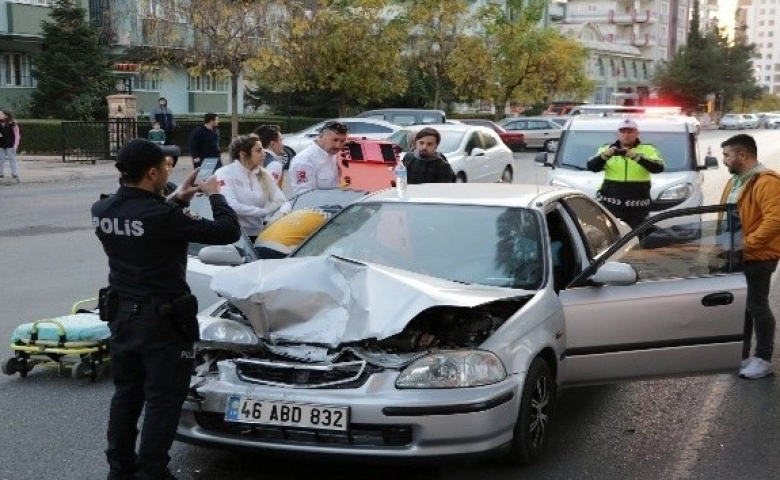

{"left": 224, "top": 396, "right": 349, "bottom": 431}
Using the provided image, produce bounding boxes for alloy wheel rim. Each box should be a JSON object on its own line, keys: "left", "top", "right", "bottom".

{"left": 529, "top": 374, "right": 550, "bottom": 448}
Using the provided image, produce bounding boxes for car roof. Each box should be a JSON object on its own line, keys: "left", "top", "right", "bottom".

{"left": 362, "top": 183, "right": 577, "bottom": 208}
{"left": 565, "top": 116, "right": 690, "bottom": 132}
{"left": 359, "top": 108, "right": 446, "bottom": 114}
{"left": 293, "top": 117, "right": 400, "bottom": 134}
{"left": 397, "top": 123, "right": 486, "bottom": 133}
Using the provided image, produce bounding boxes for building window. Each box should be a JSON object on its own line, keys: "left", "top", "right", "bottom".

{"left": 0, "top": 53, "right": 35, "bottom": 88}
{"left": 134, "top": 73, "right": 160, "bottom": 91}
{"left": 188, "top": 74, "right": 229, "bottom": 92}
{"left": 9, "top": 0, "right": 52, "bottom": 5}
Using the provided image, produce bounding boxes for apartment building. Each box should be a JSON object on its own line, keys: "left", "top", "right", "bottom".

{"left": 0, "top": 0, "right": 235, "bottom": 117}
{"left": 551, "top": 0, "right": 693, "bottom": 104}
{"left": 740, "top": 0, "right": 780, "bottom": 94}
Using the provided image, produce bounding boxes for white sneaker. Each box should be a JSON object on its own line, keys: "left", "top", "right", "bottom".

{"left": 741, "top": 357, "right": 755, "bottom": 370}
{"left": 739, "top": 358, "right": 774, "bottom": 379}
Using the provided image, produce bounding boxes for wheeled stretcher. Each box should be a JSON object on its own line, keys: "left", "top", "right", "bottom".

{"left": 2, "top": 299, "right": 111, "bottom": 381}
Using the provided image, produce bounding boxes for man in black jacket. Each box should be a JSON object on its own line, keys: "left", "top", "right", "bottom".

{"left": 402, "top": 127, "right": 455, "bottom": 184}
{"left": 188, "top": 112, "right": 221, "bottom": 169}
{"left": 92, "top": 139, "right": 240, "bottom": 480}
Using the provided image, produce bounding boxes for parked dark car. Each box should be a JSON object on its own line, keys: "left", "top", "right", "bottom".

{"left": 459, "top": 119, "right": 527, "bottom": 152}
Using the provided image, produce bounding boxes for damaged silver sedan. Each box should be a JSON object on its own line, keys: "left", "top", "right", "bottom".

{"left": 178, "top": 184, "right": 746, "bottom": 465}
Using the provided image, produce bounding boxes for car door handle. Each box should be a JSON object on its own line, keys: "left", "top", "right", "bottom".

{"left": 701, "top": 292, "right": 734, "bottom": 306}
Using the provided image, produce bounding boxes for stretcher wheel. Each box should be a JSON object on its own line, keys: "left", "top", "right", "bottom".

{"left": 2, "top": 357, "right": 18, "bottom": 376}
{"left": 2, "top": 358, "right": 28, "bottom": 377}
{"left": 72, "top": 361, "right": 95, "bottom": 381}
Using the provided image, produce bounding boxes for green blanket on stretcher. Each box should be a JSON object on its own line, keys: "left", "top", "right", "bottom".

{"left": 10, "top": 313, "right": 109, "bottom": 343}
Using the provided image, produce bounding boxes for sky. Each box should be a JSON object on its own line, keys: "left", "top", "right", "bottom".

{"left": 718, "top": 0, "right": 736, "bottom": 35}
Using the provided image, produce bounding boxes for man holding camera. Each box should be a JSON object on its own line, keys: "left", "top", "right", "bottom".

{"left": 587, "top": 118, "right": 665, "bottom": 228}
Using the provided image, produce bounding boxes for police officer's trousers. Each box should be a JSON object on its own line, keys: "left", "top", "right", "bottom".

{"left": 106, "top": 300, "right": 193, "bottom": 480}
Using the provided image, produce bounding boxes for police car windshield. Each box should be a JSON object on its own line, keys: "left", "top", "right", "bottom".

{"left": 186, "top": 195, "right": 257, "bottom": 260}
{"left": 556, "top": 131, "right": 692, "bottom": 173}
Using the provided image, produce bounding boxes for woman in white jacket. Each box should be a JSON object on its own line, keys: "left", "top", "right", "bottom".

{"left": 216, "top": 135, "right": 290, "bottom": 240}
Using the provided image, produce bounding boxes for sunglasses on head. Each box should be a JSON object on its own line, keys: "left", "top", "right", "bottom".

{"left": 321, "top": 121, "right": 349, "bottom": 134}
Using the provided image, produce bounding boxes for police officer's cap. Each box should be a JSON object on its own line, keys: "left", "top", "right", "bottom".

{"left": 115, "top": 139, "right": 165, "bottom": 177}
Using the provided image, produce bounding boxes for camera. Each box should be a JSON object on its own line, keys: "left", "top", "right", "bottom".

{"left": 615, "top": 148, "right": 628, "bottom": 155}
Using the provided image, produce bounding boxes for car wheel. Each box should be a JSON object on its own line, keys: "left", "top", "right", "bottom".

{"left": 543, "top": 139, "right": 557, "bottom": 153}
{"left": 456, "top": 172, "right": 467, "bottom": 183}
{"left": 501, "top": 166, "right": 513, "bottom": 183}
{"left": 504, "top": 357, "right": 556, "bottom": 466}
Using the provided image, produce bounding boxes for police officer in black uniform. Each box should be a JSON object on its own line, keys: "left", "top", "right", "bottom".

{"left": 92, "top": 139, "right": 241, "bottom": 480}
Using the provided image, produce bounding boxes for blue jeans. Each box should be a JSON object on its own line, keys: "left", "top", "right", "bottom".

{"left": 742, "top": 260, "right": 778, "bottom": 361}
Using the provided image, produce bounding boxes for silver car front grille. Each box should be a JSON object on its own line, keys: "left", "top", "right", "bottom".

{"left": 233, "top": 358, "right": 377, "bottom": 389}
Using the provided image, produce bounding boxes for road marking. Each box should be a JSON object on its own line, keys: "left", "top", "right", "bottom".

{"left": 668, "top": 374, "right": 732, "bottom": 479}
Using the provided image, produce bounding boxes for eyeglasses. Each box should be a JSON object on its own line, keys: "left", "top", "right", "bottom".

{"left": 321, "top": 121, "right": 349, "bottom": 134}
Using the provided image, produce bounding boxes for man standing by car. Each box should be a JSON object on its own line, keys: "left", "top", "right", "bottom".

{"left": 401, "top": 127, "right": 455, "bottom": 184}
{"left": 289, "top": 121, "right": 348, "bottom": 195}
{"left": 720, "top": 133, "right": 780, "bottom": 380}
{"left": 188, "top": 112, "right": 221, "bottom": 169}
{"left": 92, "top": 139, "right": 240, "bottom": 480}
{"left": 586, "top": 118, "right": 665, "bottom": 228}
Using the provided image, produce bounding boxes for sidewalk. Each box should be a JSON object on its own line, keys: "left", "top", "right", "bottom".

{"left": 0, "top": 154, "right": 195, "bottom": 186}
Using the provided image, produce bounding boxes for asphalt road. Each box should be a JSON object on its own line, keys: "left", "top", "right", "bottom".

{"left": 0, "top": 129, "right": 778, "bottom": 479}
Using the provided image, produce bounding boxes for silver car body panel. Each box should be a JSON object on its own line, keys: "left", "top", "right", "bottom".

{"left": 210, "top": 255, "right": 529, "bottom": 346}
{"left": 560, "top": 273, "right": 745, "bottom": 385}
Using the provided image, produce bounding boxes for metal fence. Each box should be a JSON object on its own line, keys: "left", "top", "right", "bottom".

{"left": 61, "top": 119, "right": 137, "bottom": 163}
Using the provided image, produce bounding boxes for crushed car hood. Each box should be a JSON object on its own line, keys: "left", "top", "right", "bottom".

{"left": 210, "top": 255, "right": 527, "bottom": 347}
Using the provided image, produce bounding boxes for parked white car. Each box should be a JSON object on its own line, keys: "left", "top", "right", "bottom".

{"left": 719, "top": 113, "right": 748, "bottom": 130}
{"left": 283, "top": 118, "right": 402, "bottom": 158}
{"left": 387, "top": 124, "right": 515, "bottom": 183}
{"left": 742, "top": 113, "right": 760, "bottom": 129}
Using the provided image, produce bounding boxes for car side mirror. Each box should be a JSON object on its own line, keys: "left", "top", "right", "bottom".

{"left": 534, "top": 152, "right": 552, "bottom": 166}
{"left": 702, "top": 156, "right": 719, "bottom": 170}
{"left": 198, "top": 245, "right": 246, "bottom": 266}
{"left": 590, "top": 261, "right": 637, "bottom": 286}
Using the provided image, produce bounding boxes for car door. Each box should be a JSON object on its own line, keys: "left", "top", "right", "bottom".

{"left": 463, "top": 130, "right": 488, "bottom": 181}
{"left": 479, "top": 130, "right": 504, "bottom": 181}
{"left": 559, "top": 205, "right": 745, "bottom": 386}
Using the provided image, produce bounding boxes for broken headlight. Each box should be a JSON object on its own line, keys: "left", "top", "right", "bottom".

{"left": 199, "top": 317, "right": 259, "bottom": 345}
{"left": 395, "top": 350, "right": 506, "bottom": 388}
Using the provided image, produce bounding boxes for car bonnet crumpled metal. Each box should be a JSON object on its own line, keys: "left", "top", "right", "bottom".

{"left": 210, "top": 255, "right": 524, "bottom": 347}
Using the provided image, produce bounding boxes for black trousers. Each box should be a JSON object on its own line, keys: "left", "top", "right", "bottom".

{"left": 743, "top": 260, "right": 778, "bottom": 361}
{"left": 601, "top": 203, "right": 649, "bottom": 230}
{"left": 106, "top": 301, "right": 193, "bottom": 480}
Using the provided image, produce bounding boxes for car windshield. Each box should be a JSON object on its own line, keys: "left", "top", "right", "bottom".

{"left": 555, "top": 130, "right": 692, "bottom": 173}
{"left": 186, "top": 195, "right": 258, "bottom": 260}
{"left": 388, "top": 130, "right": 465, "bottom": 154}
{"left": 294, "top": 202, "right": 544, "bottom": 290}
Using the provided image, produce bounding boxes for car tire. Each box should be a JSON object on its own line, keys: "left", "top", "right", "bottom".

{"left": 504, "top": 357, "right": 556, "bottom": 466}
{"left": 2, "top": 357, "right": 17, "bottom": 376}
{"left": 501, "top": 166, "right": 513, "bottom": 183}
{"left": 456, "top": 172, "right": 467, "bottom": 183}
{"left": 543, "top": 139, "right": 557, "bottom": 153}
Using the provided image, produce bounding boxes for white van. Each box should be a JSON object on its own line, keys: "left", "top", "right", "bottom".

{"left": 535, "top": 116, "right": 718, "bottom": 216}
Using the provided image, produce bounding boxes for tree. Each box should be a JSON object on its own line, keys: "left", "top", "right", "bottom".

{"left": 478, "top": 0, "right": 591, "bottom": 118}
{"left": 124, "top": 0, "right": 285, "bottom": 136}
{"left": 401, "top": 0, "right": 484, "bottom": 108}
{"left": 249, "top": 0, "right": 409, "bottom": 116}
{"left": 654, "top": 22, "right": 759, "bottom": 114}
{"left": 30, "top": 0, "right": 116, "bottom": 120}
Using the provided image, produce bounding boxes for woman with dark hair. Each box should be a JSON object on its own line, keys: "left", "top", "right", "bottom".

{"left": 0, "top": 110, "right": 21, "bottom": 182}
{"left": 215, "top": 135, "right": 290, "bottom": 241}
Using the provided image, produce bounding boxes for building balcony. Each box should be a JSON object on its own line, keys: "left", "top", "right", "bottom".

{"left": 609, "top": 33, "right": 657, "bottom": 47}
{"left": 564, "top": 9, "right": 656, "bottom": 25}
